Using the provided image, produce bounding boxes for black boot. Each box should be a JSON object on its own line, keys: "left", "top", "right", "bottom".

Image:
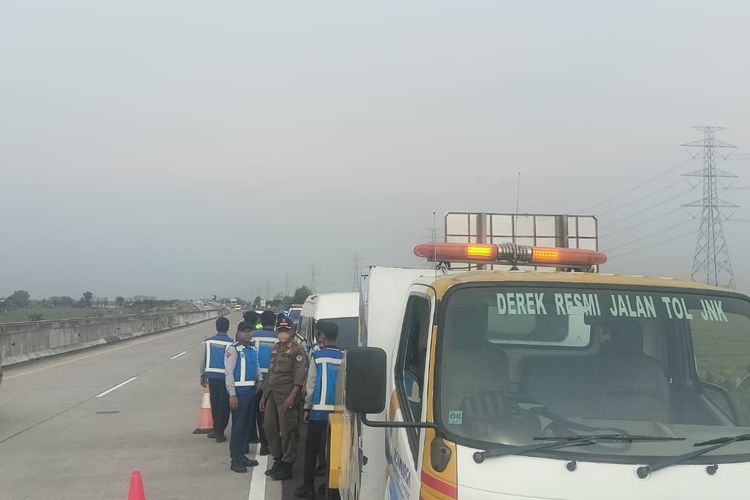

{"left": 294, "top": 485, "right": 315, "bottom": 499}
{"left": 215, "top": 434, "right": 227, "bottom": 443}
{"left": 230, "top": 460, "right": 248, "bottom": 473}
{"left": 265, "top": 459, "right": 281, "bottom": 476}
{"left": 259, "top": 445, "right": 270, "bottom": 456}
{"left": 240, "top": 455, "right": 259, "bottom": 467}
{"left": 207, "top": 430, "right": 216, "bottom": 439}
{"left": 271, "top": 461, "right": 293, "bottom": 481}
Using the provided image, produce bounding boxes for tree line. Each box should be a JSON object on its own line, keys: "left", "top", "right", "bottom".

{"left": 1, "top": 290, "right": 151, "bottom": 312}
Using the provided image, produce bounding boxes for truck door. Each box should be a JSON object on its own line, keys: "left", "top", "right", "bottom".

{"left": 387, "top": 292, "right": 432, "bottom": 500}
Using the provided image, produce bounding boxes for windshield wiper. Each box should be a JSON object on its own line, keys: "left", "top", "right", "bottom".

{"left": 637, "top": 433, "right": 750, "bottom": 478}
{"left": 473, "top": 434, "right": 685, "bottom": 464}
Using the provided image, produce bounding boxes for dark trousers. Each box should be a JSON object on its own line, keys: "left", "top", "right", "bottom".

{"left": 249, "top": 389, "right": 267, "bottom": 447}
{"left": 303, "top": 420, "right": 328, "bottom": 488}
{"left": 208, "top": 378, "right": 230, "bottom": 435}
{"left": 230, "top": 390, "right": 257, "bottom": 460}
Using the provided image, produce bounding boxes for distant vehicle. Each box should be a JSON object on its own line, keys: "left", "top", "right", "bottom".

{"left": 234, "top": 304, "right": 241, "bottom": 311}
{"left": 286, "top": 304, "right": 303, "bottom": 328}
{"left": 298, "top": 293, "right": 359, "bottom": 350}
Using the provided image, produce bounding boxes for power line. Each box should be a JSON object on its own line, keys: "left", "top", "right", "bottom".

{"left": 582, "top": 157, "right": 694, "bottom": 212}
{"left": 600, "top": 206, "right": 685, "bottom": 239}
{"left": 598, "top": 179, "right": 686, "bottom": 217}
{"left": 609, "top": 230, "right": 695, "bottom": 259}
{"left": 600, "top": 185, "right": 697, "bottom": 229}
{"left": 603, "top": 218, "right": 695, "bottom": 253}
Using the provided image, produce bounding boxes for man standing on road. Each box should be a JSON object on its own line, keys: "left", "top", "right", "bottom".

{"left": 295, "top": 321, "right": 342, "bottom": 499}
{"left": 242, "top": 310, "right": 261, "bottom": 447}
{"left": 252, "top": 310, "right": 279, "bottom": 455}
{"left": 225, "top": 321, "right": 261, "bottom": 473}
{"left": 260, "top": 319, "right": 307, "bottom": 481}
{"left": 200, "top": 316, "right": 233, "bottom": 443}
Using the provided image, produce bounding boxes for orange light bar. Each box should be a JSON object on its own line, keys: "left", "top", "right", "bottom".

{"left": 414, "top": 242, "right": 607, "bottom": 268}
{"left": 413, "top": 243, "right": 498, "bottom": 263}
{"left": 530, "top": 247, "right": 608, "bottom": 267}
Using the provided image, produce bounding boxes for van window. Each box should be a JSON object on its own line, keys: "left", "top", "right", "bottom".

{"left": 324, "top": 317, "right": 358, "bottom": 349}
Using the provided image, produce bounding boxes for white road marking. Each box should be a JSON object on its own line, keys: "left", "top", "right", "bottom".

{"left": 248, "top": 451, "right": 268, "bottom": 499}
{"left": 170, "top": 350, "right": 188, "bottom": 360}
{"left": 95, "top": 376, "right": 138, "bottom": 398}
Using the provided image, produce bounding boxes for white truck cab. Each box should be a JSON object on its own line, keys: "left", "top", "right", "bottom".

{"left": 327, "top": 242, "right": 750, "bottom": 500}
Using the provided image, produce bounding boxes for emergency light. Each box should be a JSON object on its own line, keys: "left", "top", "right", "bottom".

{"left": 413, "top": 242, "right": 607, "bottom": 269}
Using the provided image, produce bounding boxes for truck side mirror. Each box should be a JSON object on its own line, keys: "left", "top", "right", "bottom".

{"left": 345, "top": 347, "right": 387, "bottom": 414}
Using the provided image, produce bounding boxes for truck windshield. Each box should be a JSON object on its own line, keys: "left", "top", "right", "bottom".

{"left": 438, "top": 284, "right": 750, "bottom": 462}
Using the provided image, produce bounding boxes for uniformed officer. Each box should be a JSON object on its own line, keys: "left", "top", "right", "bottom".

{"left": 242, "top": 310, "right": 262, "bottom": 446}
{"left": 200, "top": 316, "right": 233, "bottom": 443}
{"left": 225, "top": 321, "right": 261, "bottom": 473}
{"left": 253, "top": 310, "right": 279, "bottom": 455}
{"left": 295, "top": 320, "right": 343, "bottom": 499}
{"left": 260, "top": 319, "right": 307, "bottom": 481}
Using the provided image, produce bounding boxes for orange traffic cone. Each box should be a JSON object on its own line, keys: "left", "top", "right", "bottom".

{"left": 192, "top": 385, "right": 213, "bottom": 434}
{"left": 127, "top": 470, "right": 146, "bottom": 500}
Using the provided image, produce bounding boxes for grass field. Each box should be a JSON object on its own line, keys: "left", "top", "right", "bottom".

{"left": 0, "top": 301, "right": 199, "bottom": 324}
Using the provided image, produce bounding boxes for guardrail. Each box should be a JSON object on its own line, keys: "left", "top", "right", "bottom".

{"left": 0, "top": 309, "right": 221, "bottom": 366}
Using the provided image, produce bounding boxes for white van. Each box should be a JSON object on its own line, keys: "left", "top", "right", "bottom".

{"left": 298, "top": 292, "right": 359, "bottom": 350}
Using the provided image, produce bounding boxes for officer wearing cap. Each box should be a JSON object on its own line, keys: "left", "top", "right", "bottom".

{"left": 224, "top": 321, "right": 261, "bottom": 473}
{"left": 260, "top": 318, "right": 307, "bottom": 481}
{"left": 242, "top": 310, "right": 263, "bottom": 446}
{"left": 253, "top": 310, "right": 279, "bottom": 455}
{"left": 295, "top": 320, "right": 342, "bottom": 499}
{"left": 200, "top": 316, "right": 233, "bottom": 443}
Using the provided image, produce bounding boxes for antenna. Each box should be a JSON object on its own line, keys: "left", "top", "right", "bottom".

{"left": 433, "top": 211, "right": 438, "bottom": 277}
{"left": 351, "top": 253, "right": 360, "bottom": 292}
{"left": 515, "top": 172, "right": 521, "bottom": 214}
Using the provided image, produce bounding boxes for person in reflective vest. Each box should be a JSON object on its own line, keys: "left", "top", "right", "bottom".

{"left": 252, "top": 310, "right": 279, "bottom": 455}
{"left": 225, "top": 321, "right": 261, "bottom": 473}
{"left": 242, "top": 310, "right": 262, "bottom": 447}
{"left": 200, "top": 316, "right": 233, "bottom": 442}
{"left": 296, "top": 320, "right": 343, "bottom": 499}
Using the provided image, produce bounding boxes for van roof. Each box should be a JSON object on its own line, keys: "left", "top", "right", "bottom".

{"left": 303, "top": 292, "right": 359, "bottom": 319}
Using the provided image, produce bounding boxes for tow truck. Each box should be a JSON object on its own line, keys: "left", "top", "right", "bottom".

{"left": 326, "top": 235, "right": 750, "bottom": 499}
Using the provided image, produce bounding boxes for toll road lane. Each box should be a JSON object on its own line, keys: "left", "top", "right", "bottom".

{"left": 0, "top": 312, "right": 280, "bottom": 499}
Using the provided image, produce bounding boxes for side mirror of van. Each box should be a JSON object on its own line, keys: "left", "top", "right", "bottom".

{"left": 345, "top": 347, "right": 387, "bottom": 414}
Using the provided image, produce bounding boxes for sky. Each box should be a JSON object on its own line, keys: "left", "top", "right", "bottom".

{"left": 1, "top": 0, "right": 749, "bottom": 300}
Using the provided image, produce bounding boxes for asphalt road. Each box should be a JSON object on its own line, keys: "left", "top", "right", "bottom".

{"left": 0, "top": 312, "right": 306, "bottom": 500}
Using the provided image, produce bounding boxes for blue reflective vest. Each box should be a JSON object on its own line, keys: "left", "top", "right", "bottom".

{"left": 203, "top": 333, "right": 233, "bottom": 380}
{"left": 310, "top": 347, "right": 343, "bottom": 421}
{"left": 251, "top": 328, "right": 278, "bottom": 379}
{"left": 232, "top": 344, "right": 259, "bottom": 395}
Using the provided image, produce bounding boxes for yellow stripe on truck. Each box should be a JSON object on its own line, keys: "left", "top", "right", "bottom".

{"left": 327, "top": 413, "right": 343, "bottom": 489}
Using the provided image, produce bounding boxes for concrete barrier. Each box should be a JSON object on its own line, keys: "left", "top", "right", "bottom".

{"left": 0, "top": 309, "right": 221, "bottom": 366}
